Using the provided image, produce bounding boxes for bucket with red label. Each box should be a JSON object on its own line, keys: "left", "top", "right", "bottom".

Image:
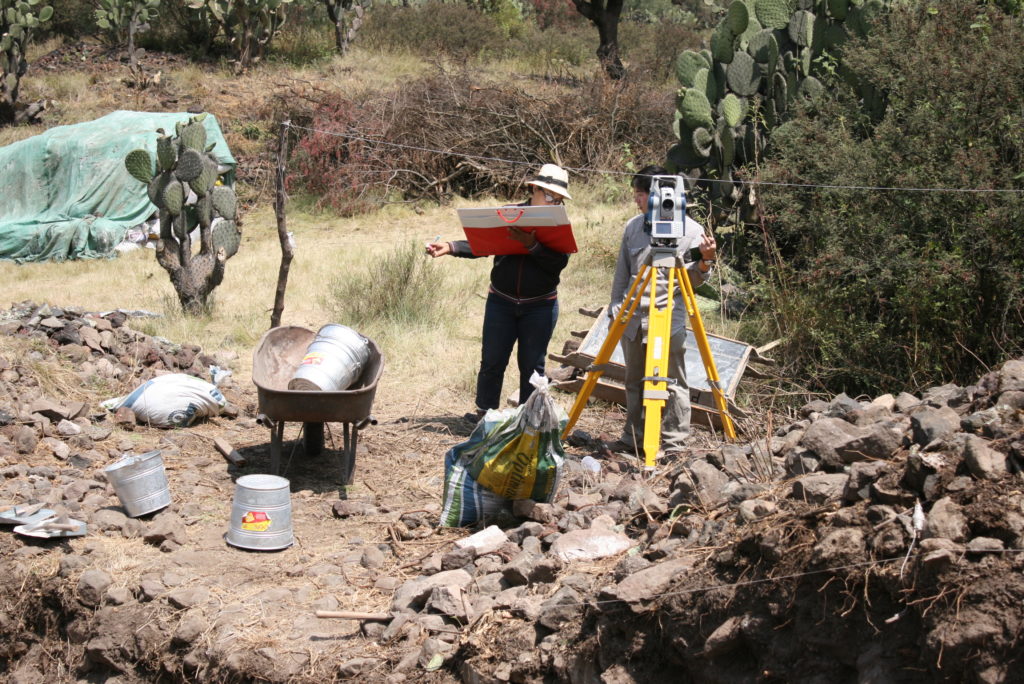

{"left": 226, "top": 474, "right": 293, "bottom": 551}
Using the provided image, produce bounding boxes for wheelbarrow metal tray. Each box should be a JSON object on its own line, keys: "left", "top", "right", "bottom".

{"left": 252, "top": 326, "right": 383, "bottom": 424}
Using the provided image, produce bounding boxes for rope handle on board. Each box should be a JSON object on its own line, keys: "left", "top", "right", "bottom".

{"left": 496, "top": 207, "right": 525, "bottom": 223}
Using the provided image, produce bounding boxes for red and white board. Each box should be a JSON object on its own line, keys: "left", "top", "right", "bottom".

{"left": 456, "top": 205, "right": 576, "bottom": 256}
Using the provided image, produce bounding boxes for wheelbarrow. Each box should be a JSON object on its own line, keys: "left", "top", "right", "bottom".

{"left": 252, "top": 326, "right": 383, "bottom": 483}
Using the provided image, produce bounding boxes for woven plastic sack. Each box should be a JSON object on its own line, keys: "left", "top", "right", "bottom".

{"left": 464, "top": 373, "right": 566, "bottom": 502}
{"left": 439, "top": 423, "right": 511, "bottom": 527}
{"left": 102, "top": 373, "right": 226, "bottom": 428}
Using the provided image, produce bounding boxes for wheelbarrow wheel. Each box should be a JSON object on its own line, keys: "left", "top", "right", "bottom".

{"left": 303, "top": 422, "right": 325, "bottom": 456}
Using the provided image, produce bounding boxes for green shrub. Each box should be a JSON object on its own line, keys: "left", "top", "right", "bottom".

{"left": 325, "top": 241, "right": 447, "bottom": 328}
{"left": 744, "top": 0, "right": 1024, "bottom": 395}
{"left": 360, "top": 2, "right": 508, "bottom": 59}
{"left": 270, "top": 2, "right": 335, "bottom": 65}
{"left": 40, "top": 0, "right": 95, "bottom": 40}
{"left": 619, "top": 17, "right": 702, "bottom": 83}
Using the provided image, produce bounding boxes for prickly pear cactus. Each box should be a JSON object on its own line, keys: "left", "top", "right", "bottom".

{"left": 95, "top": 0, "right": 160, "bottom": 48}
{"left": 669, "top": 0, "right": 893, "bottom": 223}
{"left": 186, "top": 0, "right": 294, "bottom": 70}
{"left": 123, "top": 114, "right": 241, "bottom": 314}
{"left": 324, "top": 0, "right": 371, "bottom": 55}
{"left": 1, "top": 0, "right": 54, "bottom": 125}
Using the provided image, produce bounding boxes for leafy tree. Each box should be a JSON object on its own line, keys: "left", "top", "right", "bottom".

{"left": 0, "top": 0, "right": 54, "bottom": 125}
{"left": 746, "top": 0, "right": 1024, "bottom": 395}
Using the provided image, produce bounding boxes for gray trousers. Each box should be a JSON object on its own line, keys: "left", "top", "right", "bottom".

{"left": 620, "top": 328, "right": 691, "bottom": 452}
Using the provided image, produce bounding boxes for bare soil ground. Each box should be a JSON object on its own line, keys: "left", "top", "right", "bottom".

{"left": 1, "top": 302, "right": 1023, "bottom": 684}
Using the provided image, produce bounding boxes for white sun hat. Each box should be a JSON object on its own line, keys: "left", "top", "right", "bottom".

{"left": 527, "top": 163, "right": 571, "bottom": 200}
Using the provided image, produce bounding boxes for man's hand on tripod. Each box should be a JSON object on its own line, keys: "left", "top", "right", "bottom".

{"left": 697, "top": 233, "right": 717, "bottom": 272}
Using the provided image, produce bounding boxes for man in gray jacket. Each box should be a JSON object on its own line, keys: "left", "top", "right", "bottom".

{"left": 606, "top": 165, "right": 717, "bottom": 455}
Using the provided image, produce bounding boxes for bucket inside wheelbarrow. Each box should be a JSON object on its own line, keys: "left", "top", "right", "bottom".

{"left": 252, "top": 326, "right": 384, "bottom": 479}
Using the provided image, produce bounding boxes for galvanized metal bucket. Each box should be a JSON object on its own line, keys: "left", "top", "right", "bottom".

{"left": 287, "top": 324, "right": 370, "bottom": 392}
{"left": 225, "top": 474, "right": 293, "bottom": 551}
{"left": 104, "top": 450, "right": 171, "bottom": 517}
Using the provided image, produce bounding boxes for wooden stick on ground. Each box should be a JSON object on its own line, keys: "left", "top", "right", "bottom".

{"left": 314, "top": 610, "right": 390, "bottom": 621}
{"left": 213, "top": 437, "right": 247, "bottom": 467}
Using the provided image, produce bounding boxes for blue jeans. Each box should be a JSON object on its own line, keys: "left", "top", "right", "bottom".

{"left": 475, "top": 293, "right": 559, "bottom": 410}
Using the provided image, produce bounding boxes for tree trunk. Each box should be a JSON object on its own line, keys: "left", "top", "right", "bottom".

{"left": 271, "top": 120, "right": 294, "bottom": 328}
{"left": 570, "top": 0, "right": 626, "bottom": 80}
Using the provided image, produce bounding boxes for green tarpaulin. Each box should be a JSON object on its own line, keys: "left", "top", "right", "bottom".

{"left": 0, "top": 110, "right": 235, "bottom": 263}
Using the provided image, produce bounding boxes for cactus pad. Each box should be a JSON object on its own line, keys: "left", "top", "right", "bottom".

{"left": 125, "top": 150, "right": 153, "bottom": 184}
{"left": 179, "top": 121, "right": 207, "bottom": 152}
{"left": 692, "top": 127, "right": 713, "bottom": 158}
{"left": 190, "top": 157, "right": 219, "bottom": 197}
{"left": 675, "top": 50, "right": 708, "bottom": 88}
{"left": 711, "top": 23, "right": 735, "bottom": 64}
{"left": 718, "top": 125, "right": 736, "bottom": 168}
{"left": 747, "top": 28, "right": 776, "bottom": 63}
{"left": 727, "top": 51, "right": 761, "bottom": 97}
{"left": 736, "top": 16, "right": 763, "bottom": 51}
{"left": 175, "top": 148, "right": 206, "bottom": 183}
{"left": 162, "top": 179, "right": 185, "bottom": 216}
{"left": 679, "top": 88, "right": 714, "bottom": 130}
{"left": 212, "top": 219, "right": 241, "bottom": 259}
{"left": 211, "top": 186, "right": 237, "bottom": 220}
{"left": 147, "top": 172, "right": 173, "bottom": 208}
{"left": 720, "top": 93, "right": 745, "bottom": 127}
{"left": 789, "top": 10, "right": 815, "bottom": 47}
{"left": 666, "top": 140, "right": 706, "bottom": 172}
{"left": 797, "top": 75, "right": 825, "bottom": 103}
{"left": 828, "top": 0, "right": 849, "bottom": 20}
{"left": 726, "top": 1, "right": 750, "bottom": 35}
{"left": 755, "top": 0, "right": 792, "bottom": 30}
{"left": 156, "top": 136, "right": 175, "bottom": 173}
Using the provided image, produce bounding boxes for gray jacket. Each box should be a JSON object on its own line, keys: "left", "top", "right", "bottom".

{"left": 608, "top": 213, "right": 710, "bottom": 342}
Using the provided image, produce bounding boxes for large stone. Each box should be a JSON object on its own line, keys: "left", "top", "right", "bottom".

{"left": 909, "top": 406, "right": 960, "bottom": 446}
{"left": 454, "top": 525, "right": 508, "bottom": 556}
{"left": 426, "top": 585, "right": 469, "bottom": 621}
{"left": 670, "top": 459, "right": 729, "bottom": 508}
{"left": 798, "top": 417, "right": 862, "bottom": 467}
{"left": 791, "top": 473, "right": 848, "bottom": 504}
{"left": 77, "top": 569, "right": 113, "bottom": 607}
{"left": 835, "top": 421, "right": 902, "bottom": 463}
{"left": 390, "top": 569, "right": 473, "bottom": 613}
{"left": 537, "top": 586, "right": 582, "bottom": 630}
{"left": 926, "top": 497, "right": 968, "bottom": 543}
{"left": 961, "top": 434, "right": 1007, "bottom": 480}
{"left": 549, "top": 516, "right": 632, "bottom": 562}
{"left": 600, "top": 557, "right": 695, "bottom": 607}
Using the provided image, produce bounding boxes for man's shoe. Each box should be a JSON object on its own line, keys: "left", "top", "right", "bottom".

{"left": 463, "top": 409, "right": 486, "bottom": 424}
{"left": 604, "top": 439, "right": 637, "bottom": 455}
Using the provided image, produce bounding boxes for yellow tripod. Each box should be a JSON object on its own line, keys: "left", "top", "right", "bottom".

{"left": 561, "top": 245, "right": 736, "bottom": 468}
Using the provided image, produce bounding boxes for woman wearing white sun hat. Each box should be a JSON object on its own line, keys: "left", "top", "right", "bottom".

{"left": 426, "top": 163, "right": 572, "bottom": 423}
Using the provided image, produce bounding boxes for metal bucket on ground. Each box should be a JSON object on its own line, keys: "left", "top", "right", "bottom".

{"left": 225, "top": 474, "right": 293, "bottom": 551}
{"left": 288, "top": 324, "right": 370, "bottom": 392}
{"left": 104, "top": 450, "right": 171, "bottom": 517}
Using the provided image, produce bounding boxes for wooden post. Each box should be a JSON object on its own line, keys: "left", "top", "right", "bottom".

{"left": 271, "top": 120, "right": 294, "bottom": 329}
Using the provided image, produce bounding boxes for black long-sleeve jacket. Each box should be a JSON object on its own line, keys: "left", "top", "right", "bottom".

{"left": 449, "top": 236, "right": 569, "bottom": 302}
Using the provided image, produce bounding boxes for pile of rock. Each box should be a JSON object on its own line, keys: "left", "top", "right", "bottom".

{"left": 356, "top": 359, "right": 1023, "bottom": 682}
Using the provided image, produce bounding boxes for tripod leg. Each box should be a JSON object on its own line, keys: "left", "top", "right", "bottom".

{"left": 561, "top": 265, "right": 652, "bottom": 439}
{"left": 640, "top": 266, "right": 676, "bottom": 469}
{"left": 675, "top": 267, "right": 737, "bottom": 439}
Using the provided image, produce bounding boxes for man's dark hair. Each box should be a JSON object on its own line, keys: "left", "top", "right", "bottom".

{"left": 631, "top": 165, "right": 668, "bottom": 193}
